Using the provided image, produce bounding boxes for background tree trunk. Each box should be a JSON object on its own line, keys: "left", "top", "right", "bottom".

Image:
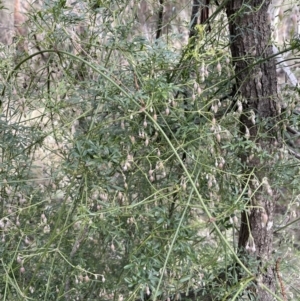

{"left": 0, "top": 0, "right": 28, "bottom": 50}
{"left": 0, "top": 1, "right": 15, "bottom": 45}
{"left": 226, "top": 1, "right": 279, "bottom": 300}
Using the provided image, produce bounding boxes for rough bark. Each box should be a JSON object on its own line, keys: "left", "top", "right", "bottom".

{"left": 226, "top": 1, "right": 279, "bottom": 300}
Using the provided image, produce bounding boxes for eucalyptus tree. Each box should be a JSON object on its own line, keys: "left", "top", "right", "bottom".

{"left": 225, "top": 1, "right": 281, "bottom": 300}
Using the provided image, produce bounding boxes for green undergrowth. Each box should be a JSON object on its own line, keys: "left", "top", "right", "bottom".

{"left": 0, "top": 1, "right": 299, "bottom": 300}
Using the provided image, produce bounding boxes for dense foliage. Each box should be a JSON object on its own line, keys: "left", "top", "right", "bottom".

{"left": 0, "top": 1, "right": 300, "bottom": 300}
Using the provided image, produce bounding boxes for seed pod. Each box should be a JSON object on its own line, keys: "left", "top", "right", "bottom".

{"left": 146, "top": 286, "right": 151, "bottom": 295}
{"left": 233, "top": 215, "right": 238, "bottom": 225}
{"left": 111, "top": 243, "right": 115, "bottom": 252}
{"left": 130, "top": 136, "right": 135, "bottom": 144}
{"left": 245, "top": 127, "right": 250, "bottom": 140}
{"left": 237, "top": 100, "right": 243, "bottom": 113}
{"left": 197, "top": 86, "right": 202, "bottom": 95}
{"left": 192, "top": 93, "right": 196, "bottom": 102}
{"left": 217, "top": 62, "right": 222, "bottom": 76}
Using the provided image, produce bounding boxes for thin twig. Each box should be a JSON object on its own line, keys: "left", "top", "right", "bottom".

{"left": 275, "top": 257, "right": 287, "bottom": 301}
{"left": 156, "top": 0, "right": 164, "bottom": 40}
{"left": 288, "top": 148, "right": 300, "bottom": 159}
{"left": 286, "top": 126, "right": 300, "bottom": 136}
{"left": 189, "top": 0, "right": 200, "bottom": 39}
{"left": 65, "top": 226, "right": 89, "bottom": 300}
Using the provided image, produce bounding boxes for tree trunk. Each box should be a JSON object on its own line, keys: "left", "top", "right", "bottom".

{"left": 0, "top": 0, "right": 28, "bottom": 50}
{"left": 0, "top": 1, "right": 15, "bottom": 45}
{"left": 226, "top": 1, "right": 279, "bottom": 300}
